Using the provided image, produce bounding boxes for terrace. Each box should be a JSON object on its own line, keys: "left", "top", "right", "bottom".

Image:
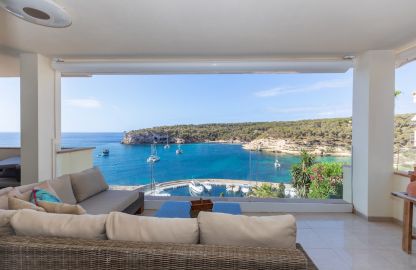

{"left": 1, "top": 0, "right": 416, "bottom": 269}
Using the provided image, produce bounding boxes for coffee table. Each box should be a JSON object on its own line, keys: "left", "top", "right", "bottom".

{"left": 155, "top": 201, "right": 241, "bottom": 218}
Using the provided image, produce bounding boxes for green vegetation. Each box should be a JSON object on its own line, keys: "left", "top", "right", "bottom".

{"left": 127, "top": 114, "right": 414, "bottom": 149}
{"left": 250, "top": 183, "right": 286, "bottom": 198}
{"left": 290, "top": 150, "right": 315, "bottom": 198}
{"left": 290, "top": 151, "right": 343, "bottom": 199}
{"left": 308, "top": 162, "right": 343, "bottom": 199}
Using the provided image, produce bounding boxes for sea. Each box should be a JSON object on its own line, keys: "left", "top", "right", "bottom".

{"left": 0, "top": 132, "right": 350, "bottom": 186}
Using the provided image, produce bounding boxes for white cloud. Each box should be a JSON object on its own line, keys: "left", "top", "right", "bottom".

{"left": 65, "top": 98, "right": 102, "bottom": 109}
{"left": 255, "top": 78, "right": 351, "bottom": 97}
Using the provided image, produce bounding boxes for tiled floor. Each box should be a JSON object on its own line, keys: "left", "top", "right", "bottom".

{"left": 143, "top": 210, "right": 416, "bottom": 269}
{"left": 292, "top": 213, "right": 416, "bottom": 270}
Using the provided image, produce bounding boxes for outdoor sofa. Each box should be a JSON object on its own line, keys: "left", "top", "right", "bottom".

{"left": 0, "top": 168, "right": 316, "bottom": 269}
{"left": 1, "top": 167, "right": 144, "bottom": 215}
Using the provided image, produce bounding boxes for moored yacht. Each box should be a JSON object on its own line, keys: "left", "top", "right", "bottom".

{"left": 241, "top": 184, "right": 251, "bottom": 194}
{"left": 147, "top": 144, "right": 160, "bottom": 163}
{"left": 202, "top": 182, "right": 212, "bottom": 192}
{"left": 189, "top": 180, "right": 204, "bottom": 194}
{"left": 176, "top": 144, "right": 183, "bottom": 155}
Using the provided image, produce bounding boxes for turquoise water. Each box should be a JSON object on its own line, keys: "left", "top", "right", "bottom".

{"left": 0, "top": 132, "right": 350, "bottom": 186}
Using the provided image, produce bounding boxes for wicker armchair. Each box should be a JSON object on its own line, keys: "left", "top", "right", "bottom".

{"left": 0, "top": 235, "right": 317, "bottom": 270}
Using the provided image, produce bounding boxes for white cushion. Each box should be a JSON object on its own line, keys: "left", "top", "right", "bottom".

{"left": 198, "top": 212, "right": 297, "bottom": 249}
{"left": 11, "top": 209, "right": 107, "bottom": 240}
{"left": 49, "top": 175, "right": 77, "bottom": 205}
{"left": 106, "top": 212, "right": 199, "bottom": 244}
{"left": 0, "top": 209, "right": 17, "bottom": 235}
{"left": 70, "top": 168, "right": 109, "bottom": 202}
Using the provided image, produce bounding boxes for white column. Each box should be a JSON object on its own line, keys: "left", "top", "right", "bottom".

{"left": 352, "top": 50, "right": 395, "bottom": 218}
{"left": 20, "top": 53, "right": 61, "bottom": 185}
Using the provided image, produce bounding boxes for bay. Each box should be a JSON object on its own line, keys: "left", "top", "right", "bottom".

{"left": 0, "top": 132, "right": 350, "bottom": 186}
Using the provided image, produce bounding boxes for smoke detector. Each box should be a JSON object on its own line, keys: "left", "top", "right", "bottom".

{"left": 0, "top": 0, "right": 71, "bottom": 28}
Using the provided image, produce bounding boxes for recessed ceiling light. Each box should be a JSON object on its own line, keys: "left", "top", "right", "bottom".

{"left": 0, "top": 0, "right": 71, "bottom": 28}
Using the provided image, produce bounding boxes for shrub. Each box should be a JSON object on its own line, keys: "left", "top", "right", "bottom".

{"left": 251, "top": 183, "right": 285, "bottom": 198}
{"left": 308, "top": 162, "right": 343, "bottom": 199}
{"left": 291, "top": 150, "right": 316, "bottom": 198}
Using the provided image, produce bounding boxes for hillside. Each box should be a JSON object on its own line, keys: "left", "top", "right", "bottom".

{"left": 122, "top": 114, "right": 414, "bottom": 155}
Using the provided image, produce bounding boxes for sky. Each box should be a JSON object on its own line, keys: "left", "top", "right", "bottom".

{"left": 0, "top": 61, "right": 415, "bottom": 132}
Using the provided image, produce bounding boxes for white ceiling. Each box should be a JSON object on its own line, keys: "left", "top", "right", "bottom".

{"left": 1, "top": 0, "right": 416, "bottom": 75}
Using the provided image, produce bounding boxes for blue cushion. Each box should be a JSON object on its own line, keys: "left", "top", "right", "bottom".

{"left": 30, "top": 189, "right": 62, "bottom": 205}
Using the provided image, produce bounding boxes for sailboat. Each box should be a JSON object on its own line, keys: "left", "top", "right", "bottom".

{"left": 274, "top": 153, "right": 281, "bottom": 168}
{"left": 164, "top": 134, "right": 170, "bottom": 149}
{"left": 189, "top": 180, "right": 204, "bottom": 194}
{"left": 147, "top": 144, "right": 160, "bottom": 163}
{"left": 176, "top": 144, "right": 183, "bottom": 155}
{"left": 202, "top": 181, "right": 212, "bottom": 192}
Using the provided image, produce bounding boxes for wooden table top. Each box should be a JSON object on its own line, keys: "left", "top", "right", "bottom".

{"left": 391, "top": 192, "right": 416, "bottom": 203}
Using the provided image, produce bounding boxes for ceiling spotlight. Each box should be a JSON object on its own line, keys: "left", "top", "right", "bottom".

{"left": 0, "top": 0, "right": 71, "bottom": 28}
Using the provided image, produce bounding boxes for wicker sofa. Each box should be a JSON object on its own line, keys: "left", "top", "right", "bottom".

{"left": 0, "top": 235, "right": 317, "bottom": 270}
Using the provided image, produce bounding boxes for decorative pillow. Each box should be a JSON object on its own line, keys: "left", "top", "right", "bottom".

{"left": 11, "top": 209, "right": 107, "bottom": 240}
{"left": 49, "top": 175, "right": 77, "bottom": 205}
{"left": 198, "top": 212, "right": 297, "bottom": 249}
{"left": 0, "top": 187, "right": 13, "bottom": 196}
{"left": 15, "top": 183, "right": 39, "bottom": 194}
{"left": 0, "top": 209, "right": 18, "bottom": 235}
{"left": 8, "top": 197, "right": 45, "bottom": 212}
{"left": 106, "top": 212, "right": 199, "bottom": 244}
{"left": 37, "top": 201, "right": 86, "bottom": 215}
{"left": 0, "top": 187, "right": 13, "bottom": 209}
{"left": 70, "top": 168, "right": 109, "bottom": 202}
{"left": 34, "top": 181, "right": 61, "bottom": 199}
{"left": 30, "top": 188, "right": 61, "bottom": 205}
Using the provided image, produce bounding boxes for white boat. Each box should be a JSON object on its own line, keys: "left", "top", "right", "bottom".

{"left": 176, "top": 144, "right": 183, "bottom": 155}
{"left": 164, "top": 134, "right": 170, "bottom": 149}
{"left": 147, "top": 144, "right": 160, "bottom": 163}
{"left": 274, "top": 159, "right": 281, "bottom": 168}
{"left": 274, "top": 153, "right": 281, "bottom": 168}
{"left": 226, "top": 184, "right": 240, "bottom": 193}
{"left": 189, "top": 181, "right": 204, "bottom": 194}
{"left": 146, "top": 189, "right": 171, "bottom": 197}
{"left": 102, "top": 149, "right": 110, "bottom": 156}
{"left": 147, "top": 155, "right": 160, "bottom": 163}
{"left": 202, "top": 182, "right": 212, "bottom": 192}
{"left": 241, "top": 184, "right": 251, "bottom": 194}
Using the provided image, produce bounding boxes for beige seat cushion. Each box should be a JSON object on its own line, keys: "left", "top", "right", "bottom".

{"left": 8, "top": 197, "right": 45, "bottom": 212}
{"left": 38, "top": 201, "right": 86, "bottom": 215}
{"left": 48, "top": 175, "right": 77, "bottom": 205}
{"left": 11, "top": 209, "right": 107, "bottom": 240}
{"left": 0, "top": 187, "right": 13, "bottom": 209}
{"left": 0, "top": 209, "right": 17, "bottom": 235}
{"left": 198, "top": 212, "right": 297, "bottom": 249}
{"left": 70, "top": 168, "right": 109, "bottom": 202}
{"left": 106, "top": 212, "right": 199, "bottom": 244}
{"left": 79, "top": 190, "right": 139, "bottom": 215}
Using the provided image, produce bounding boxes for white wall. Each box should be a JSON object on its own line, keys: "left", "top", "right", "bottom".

{"left": 352, "top": 50, "right": 395, "bottom": 218}
{"left": 20, "top": 53, "right": 61, "bottom": 184}
{"left": 56, "top": 148, "right": 94, "bottom": 176}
